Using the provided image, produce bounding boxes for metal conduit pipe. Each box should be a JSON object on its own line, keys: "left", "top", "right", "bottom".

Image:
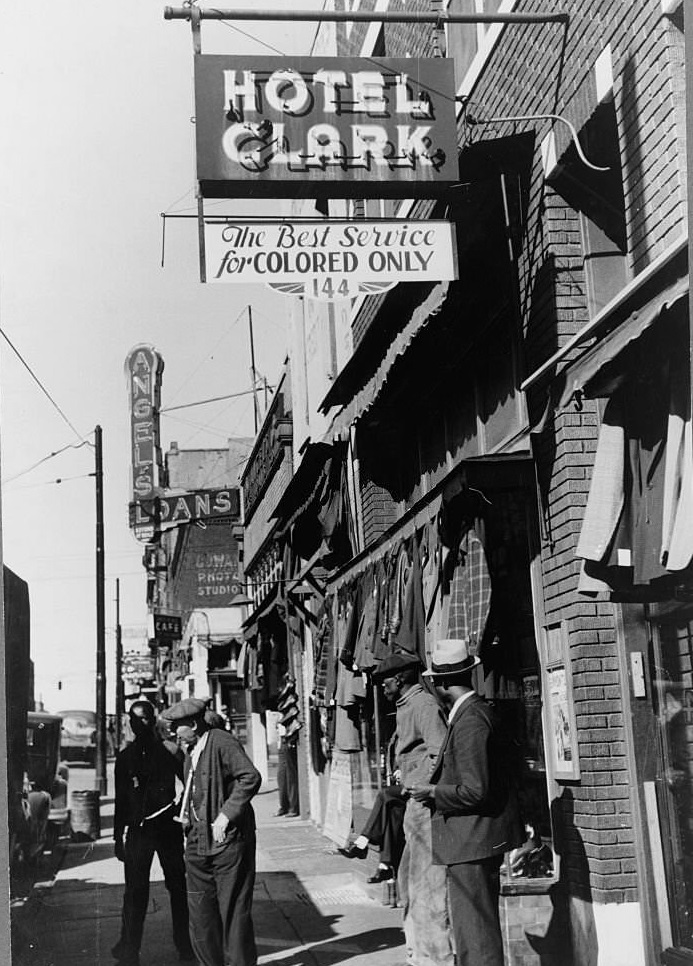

{"left": 164, "top": 8, "right": 569, "bottom": 25}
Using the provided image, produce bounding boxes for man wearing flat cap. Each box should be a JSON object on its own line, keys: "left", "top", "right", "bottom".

{"left": 409, "top": 640, "right": 523, "bottom": 966}
{"left": 372, "top": 651, "right": 453, "bottom": 966}
{"left": 161, "top": 698, "right": 262, "bottom": 966}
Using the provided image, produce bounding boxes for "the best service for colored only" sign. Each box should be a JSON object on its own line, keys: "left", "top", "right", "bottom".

{"left": 204, "top": 219, "right": 458, "bottom": 301}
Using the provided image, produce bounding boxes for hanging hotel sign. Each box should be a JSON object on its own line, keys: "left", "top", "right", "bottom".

{"left": 204, "top": 219, "right": 457, "bottom": 301}
{"left": 129, "top": 487, "right": 241, "bottom": 528}
{"left": 125, "top": 344, "right": 165, "bottom": 544}
{"left": 194, "top": 55, "right": 458, "bottom": 198}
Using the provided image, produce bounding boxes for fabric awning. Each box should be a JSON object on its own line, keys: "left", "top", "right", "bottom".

{"left": 183, "top": 607, "right": 244, "bottom": 647}
{"left": 558, "top": 274, "right": 688, "bottom": 408}
{"left": 271, "top": 442, "right": 333, "bottom": 530}
{"left": 241, "top": 584, "right": 281, "bottom": 637}
{"left": 325, "top": 281, "right": 450, "bottom": 438}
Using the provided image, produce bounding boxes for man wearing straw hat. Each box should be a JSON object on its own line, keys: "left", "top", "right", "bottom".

{"left": 408, "top": 639, "right": 523, "bottom": 966}
{"left": 161, "top": 698, "right": 262, "bottom": 966}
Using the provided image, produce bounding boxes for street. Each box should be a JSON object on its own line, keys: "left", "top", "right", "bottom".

{"left": 11, "top": 763, "right": 405, "bottom": 966}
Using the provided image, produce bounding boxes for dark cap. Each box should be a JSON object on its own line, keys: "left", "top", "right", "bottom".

{"left": 371, "top": 652, "right": 421, "bottom": 681}
{"left": 160, "top": 698, "right": 207, "bottom": 722}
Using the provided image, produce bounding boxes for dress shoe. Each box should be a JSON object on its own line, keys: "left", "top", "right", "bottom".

{"left": 274, "top": 809, "right": 288, "bottom": 817}
{"left": 338, "top": 842, "right": 368, "bottom": 859}
{"left": 112, "top": 941, "right": 140, "bottom": 966}
{"left": 285, "top": 811, "right": 299, "bottom": 817}
{"left": 367, "top": 867, "right": 395, "bottom": 884}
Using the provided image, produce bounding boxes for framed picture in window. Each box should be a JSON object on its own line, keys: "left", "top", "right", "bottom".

{"left": 542, "top": 623, "right": 580, "bottom": 781}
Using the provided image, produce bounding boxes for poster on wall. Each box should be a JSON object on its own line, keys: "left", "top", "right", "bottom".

{"left": 546, "top": 663, "right": 580, "bottom": 780}
{"left": 322, "top": 749, "right": 353, "bottom": 847}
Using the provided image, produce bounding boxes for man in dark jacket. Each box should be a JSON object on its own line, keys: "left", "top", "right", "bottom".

{"left": 161, "top": 698, "right": 262, "bottom": 966}
{"left": 113, "top": 700, "right": 193, "bottom": 966}
{"left": 409, "top": 639, "right": 523, "bottom": 966}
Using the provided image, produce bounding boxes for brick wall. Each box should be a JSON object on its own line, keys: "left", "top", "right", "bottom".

{"left": 330, "top": 0, "right": 685, "bottom": 917}
{"left": 461, "top": 0, "right": 685, "bottom": 910}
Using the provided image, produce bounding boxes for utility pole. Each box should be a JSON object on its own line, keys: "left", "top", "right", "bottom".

{"left": 94, "top": 425, "right": 107, "bottom": 795}
{"left": 248, "top": 305, "right": 260, "bottom": 435}
{"left": 115, "top": 578, "right": 124, "bottom": 752}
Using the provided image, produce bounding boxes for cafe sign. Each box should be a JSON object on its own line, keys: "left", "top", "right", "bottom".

{"left": 205, "top": 219, "right": 457, "bottom": 301}
{"left": 194, "top": 55, "right": 458, "bottom": 197}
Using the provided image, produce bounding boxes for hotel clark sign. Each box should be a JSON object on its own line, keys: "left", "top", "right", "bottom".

{"left": 126, "top": 344, "right": 164, "bottom": 543}
{"left": 194, "top": 55, "right": 458, "bottom": 197}
{"left": 205, "top": 219, "right": 457, "bottom": 301}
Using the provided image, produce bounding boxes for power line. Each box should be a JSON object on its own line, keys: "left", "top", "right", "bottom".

{"left": 3, "top": 473, "right": 94, "bottom": 492}
{"left": 0, "top": 327, "right": 87, "bottom": 443}
{"left": 1, "top": 440, "right": 93, "bottom": 485}
{"left": 159, "top": 387, "right": 263, "bottom": 414}
{"left": 212, "top": 14, "right": 288, "bottom": 55}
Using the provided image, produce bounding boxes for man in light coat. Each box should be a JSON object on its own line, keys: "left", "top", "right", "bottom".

{"left": 373, "top": 652, "right": 453, "bottom": 966}
{"left": 409, "top": 639, "right": 523, "bottom": 966}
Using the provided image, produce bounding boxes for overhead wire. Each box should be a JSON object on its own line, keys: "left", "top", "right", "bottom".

{"left": 1, "top": 440, "right": 93, "bottom": 486}
{"left": 3, "top": 472, "right": 94, "bottom": 492}
{"left": 0, "top": 327, "right": 88, "bottom": 444}
{"left": 211, "top": 13, "right": 288, "bottom": 55}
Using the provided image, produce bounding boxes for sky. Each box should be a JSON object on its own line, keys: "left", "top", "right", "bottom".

{"left": 0, "top": 0, "right": 325, "bottom": 713}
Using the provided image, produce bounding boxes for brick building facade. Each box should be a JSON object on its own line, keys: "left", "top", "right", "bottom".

{"left": 272, "top": 2, "right": 689, "bottom": 964}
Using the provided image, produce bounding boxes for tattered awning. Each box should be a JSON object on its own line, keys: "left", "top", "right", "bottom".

{"left": 557, "top": 274, "right": 688, "bottom": 408}
{"left": 323, "top": 281, "right": 450, "bottom": 438}
{"left": 183, "top": 607, "right": 244, "bottom": 647}
{"left": 241, "top": 584, "right": 282, "bottom": 638}
{"left": 271, "top": 442, "right": 333, "bottom": 534}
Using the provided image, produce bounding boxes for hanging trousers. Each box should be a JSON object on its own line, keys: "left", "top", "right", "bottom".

{"left": 277, "top": 739, "right": 299, "bottom": 814}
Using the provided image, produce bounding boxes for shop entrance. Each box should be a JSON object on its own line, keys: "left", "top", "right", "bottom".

{"left": 649, "top": 605, "right": 693, "bottom": 958}
{"left": 623, "top": 599, "right": 693, "bottom": 963}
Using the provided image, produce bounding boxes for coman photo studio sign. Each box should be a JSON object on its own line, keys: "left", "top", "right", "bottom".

{"left": 205, "top": 219, "right": 457, "bottom": 301}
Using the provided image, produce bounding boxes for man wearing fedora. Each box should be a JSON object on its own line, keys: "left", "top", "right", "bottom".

{"left": 372, "top": 652, "right": 453, "bottom": 966}
{"left": 161, "top": 698, "right": 262, "bottom": 966}
{"left": 409, "top": 639, "right": 523, "bottom": 966}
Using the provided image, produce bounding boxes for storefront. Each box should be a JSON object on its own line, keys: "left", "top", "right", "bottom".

{"left": 527, "top": 237, "right": 692, "bottom": 963}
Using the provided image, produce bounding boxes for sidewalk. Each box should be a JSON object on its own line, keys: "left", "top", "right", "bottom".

{"left": 12, "top": 764, "right": 405, "bottom": 966}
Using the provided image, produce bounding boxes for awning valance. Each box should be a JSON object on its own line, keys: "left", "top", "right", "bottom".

{"left": 183, "top": 607, "right": 244, "bottom": 647}
{"left": 241, "top": 584, "right": 281, "bottom": 637}
{"left": 325, "top": 281, "right": 450, "bottom": 438}
{"left": 558, "top": 274, "right": 689, "bottom": 407}
{"left": 271, "top": 442, "right": 333, "bottom": 531}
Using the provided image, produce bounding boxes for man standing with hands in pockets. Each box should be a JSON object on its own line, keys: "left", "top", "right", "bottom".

{"left": 409, "top": 639, "right": 523, "bottom": 966}
{"left": 162, "top": 698, "right": 262, "bottom": 966}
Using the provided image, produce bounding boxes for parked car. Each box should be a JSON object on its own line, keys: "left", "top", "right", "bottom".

{"left": 57, "top": 709, "right": 96, "bottom": 765}
{"left": 25, "top": 712, "right": 70, "bottom": 850}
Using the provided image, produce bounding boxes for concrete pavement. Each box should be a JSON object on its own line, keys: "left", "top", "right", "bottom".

{"left": 11, "top": 763, "right": 405, "bottom": 966}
